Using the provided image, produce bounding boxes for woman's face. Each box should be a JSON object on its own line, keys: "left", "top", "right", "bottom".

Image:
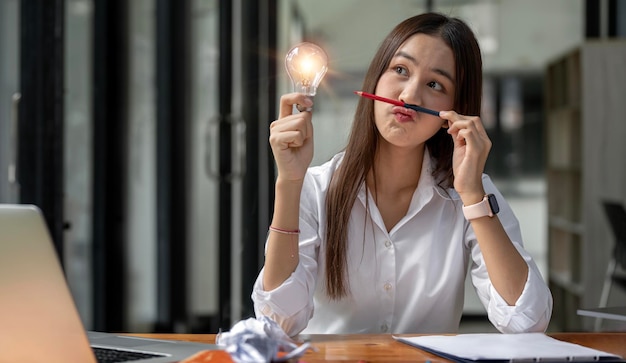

{"left": 374, "top": 33, "right": 456, "bottom": 150}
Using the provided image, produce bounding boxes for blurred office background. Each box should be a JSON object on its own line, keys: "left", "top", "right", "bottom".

{"left": 0, "top": 0, "right": 625, "bottom": 334}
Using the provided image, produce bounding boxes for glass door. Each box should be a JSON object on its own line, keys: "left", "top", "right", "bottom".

{"left": 0, "top": 0, "right": 20, "bottom": 204}
{"left": 126, "top": 0, "right": 157, "bottom": 332}
{"left": 64, "top": 0, "right": 95, "bottom": 328}
{"left": 187, "top": 0, "right": 221, "bottom": 329}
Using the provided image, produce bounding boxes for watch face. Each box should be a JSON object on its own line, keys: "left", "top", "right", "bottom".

{"left": 487, "top": 194, "right": 500, "bottom": 214}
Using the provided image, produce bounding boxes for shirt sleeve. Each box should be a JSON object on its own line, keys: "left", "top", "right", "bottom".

{"left": 483, "top": 244, "right": 553, "bottom": 333}
{"left": 251, "top": 172, "right": 322, "bottom": 337}
{"left": 467, "top": 175, "right": 553, "bottom": 333}
{"left": 251, "top": 261, "right": 316, "bottom": 337}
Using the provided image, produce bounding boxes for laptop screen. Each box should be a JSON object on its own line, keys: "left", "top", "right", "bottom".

{"left": 0, "top": 204, "right": 97, "bottom": 362}
{"left": 0, "top": 204, "right": 223, "bottom": 363}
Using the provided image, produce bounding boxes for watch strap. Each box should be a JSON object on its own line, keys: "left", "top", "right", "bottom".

{"left": 462, "top": 194, "right": 496, "bottom": 220}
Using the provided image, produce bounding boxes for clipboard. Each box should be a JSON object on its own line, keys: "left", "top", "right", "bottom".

{"left": 393, "top": 333, "right": 625, "bottom": 363}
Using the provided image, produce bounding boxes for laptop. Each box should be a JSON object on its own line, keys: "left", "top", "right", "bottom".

{"left": 0, "top": 204, "right": 222, "bottom": 362}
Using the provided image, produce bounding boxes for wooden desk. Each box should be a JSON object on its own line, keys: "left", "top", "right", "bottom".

{"left": 130, "top": 333, "right": 626, "bottom": 362}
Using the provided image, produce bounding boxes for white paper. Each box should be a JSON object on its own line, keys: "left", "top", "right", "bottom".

{"left": 393, "top": 333, "right": 621, "bottom": 362}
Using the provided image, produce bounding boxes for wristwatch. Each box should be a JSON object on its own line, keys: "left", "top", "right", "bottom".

{"left": 462, "top": 194, "right": 499, "bottom": 220}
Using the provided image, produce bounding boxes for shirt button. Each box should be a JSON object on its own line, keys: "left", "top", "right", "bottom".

{"left": 383, "top": 283, "right": 392, "bottom": 292}
{"left": 384, "top": 240, "right": 392, "bottom": 248}
{"left": 381, "top": 324, "right": 388, "bottom": 332}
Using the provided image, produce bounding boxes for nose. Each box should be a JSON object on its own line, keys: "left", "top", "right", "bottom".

{"left": 398, "top": 78, "right": 423, "bottom": 106}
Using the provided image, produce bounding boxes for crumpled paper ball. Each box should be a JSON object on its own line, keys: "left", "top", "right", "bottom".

{"left": 216, "top": 316, "right": 312, "bottom": 363}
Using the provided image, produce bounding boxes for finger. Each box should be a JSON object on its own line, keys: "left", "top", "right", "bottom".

{"left": 453, "top": 122, "right": 492, "bottom": 156}
{"left": 269, "top": 126, "right": 306, "bottom": 151}
{"left": 296, "top": 104, "right": 313, "bottom": 112}
{"left": 445, "top": 115, "right": 483, "bottom": 135}
{"left": 269, "top": 113, "right": 312, "bottom": 146}
{"left": 441, "top": 114, "right": 481, "bottom": 148}
{"left": 279, "top": 93, "right": 314, "bottom": 119}
{"left": 439, "top": 110, "right": 462, "bottom": 128}
{"left": 452, "top": 121, "right": 481, "bottom": 145}
{"left": 276, "top": 130, "right": 308, "bottom": 149}
{"left": 439, "top": 110, "right": 462, "bottom": 120}
{"left": 271, "top": 112, "right": 311, "bottom": 135}
{"left": 460, "top": 117, "right": 490, "bottom": 147}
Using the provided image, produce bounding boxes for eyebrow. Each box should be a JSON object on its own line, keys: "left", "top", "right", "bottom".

{"left": 393, "top": 51, "right": 455, "bottom": 84}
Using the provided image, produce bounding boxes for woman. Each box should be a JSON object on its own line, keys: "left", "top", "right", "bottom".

{"left": 253, "top": 12, "right": 552, "bottom": 336}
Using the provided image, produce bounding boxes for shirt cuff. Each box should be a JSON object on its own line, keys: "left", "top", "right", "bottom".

{"left": 252, "top": 264, "right": 313, "bottom": 336}
{"left": 487, "top": 263, "right": 552, "bottom": 333}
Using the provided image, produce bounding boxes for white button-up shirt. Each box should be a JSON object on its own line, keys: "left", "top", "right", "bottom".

{"left": 253, "top": 151, "right": 552, "bottom": 336}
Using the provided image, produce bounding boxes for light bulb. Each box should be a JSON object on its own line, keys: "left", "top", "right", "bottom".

{"left": 285, "top": 42, "right": 328, "bottom": 96}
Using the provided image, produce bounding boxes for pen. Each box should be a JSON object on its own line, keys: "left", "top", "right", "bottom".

{"left": 354, "top": 91, "right": 441, "bottom": 117}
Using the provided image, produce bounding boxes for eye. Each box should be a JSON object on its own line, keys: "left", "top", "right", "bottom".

{"left": 393, "top": 65, "right": 409, "bottom": 76}
{"left": 428, "top": 81, "right": 443, "bottom": 91}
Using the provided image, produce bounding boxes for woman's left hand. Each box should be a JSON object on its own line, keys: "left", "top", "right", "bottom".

{"left": 440, "top": 110, "right": 492, "bottom": 203}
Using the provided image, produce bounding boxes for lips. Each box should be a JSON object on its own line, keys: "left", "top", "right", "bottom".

{"left": 392, "top": 106, "right": 417, "bottom": 122}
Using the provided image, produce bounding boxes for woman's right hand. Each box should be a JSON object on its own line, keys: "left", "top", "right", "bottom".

{"left": 269, "top": 93, "right": 315, "bottom": 182}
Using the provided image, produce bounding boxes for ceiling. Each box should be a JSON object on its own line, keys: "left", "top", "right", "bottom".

{"left": 293, "top": 0, "right": 431, "bottom": 75}
{"left": 291, "top": 0, "right": 583, "bottom": 77}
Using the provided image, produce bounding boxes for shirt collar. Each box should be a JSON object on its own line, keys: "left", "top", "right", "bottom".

{"left": 355, "top": 148, "right": 459, "bottom": 213}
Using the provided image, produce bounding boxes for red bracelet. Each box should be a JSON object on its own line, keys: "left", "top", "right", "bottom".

{"left": 268, "top": 226, "right": 300, "bottom": 235}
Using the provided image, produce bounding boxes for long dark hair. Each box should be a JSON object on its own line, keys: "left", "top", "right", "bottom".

{"left": 323, "top": 12, "right": 483, "bottom": 300}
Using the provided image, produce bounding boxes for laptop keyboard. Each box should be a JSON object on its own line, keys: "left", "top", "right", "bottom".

{"left": 92, "top": 346, "right": 166, "bottom": 362}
